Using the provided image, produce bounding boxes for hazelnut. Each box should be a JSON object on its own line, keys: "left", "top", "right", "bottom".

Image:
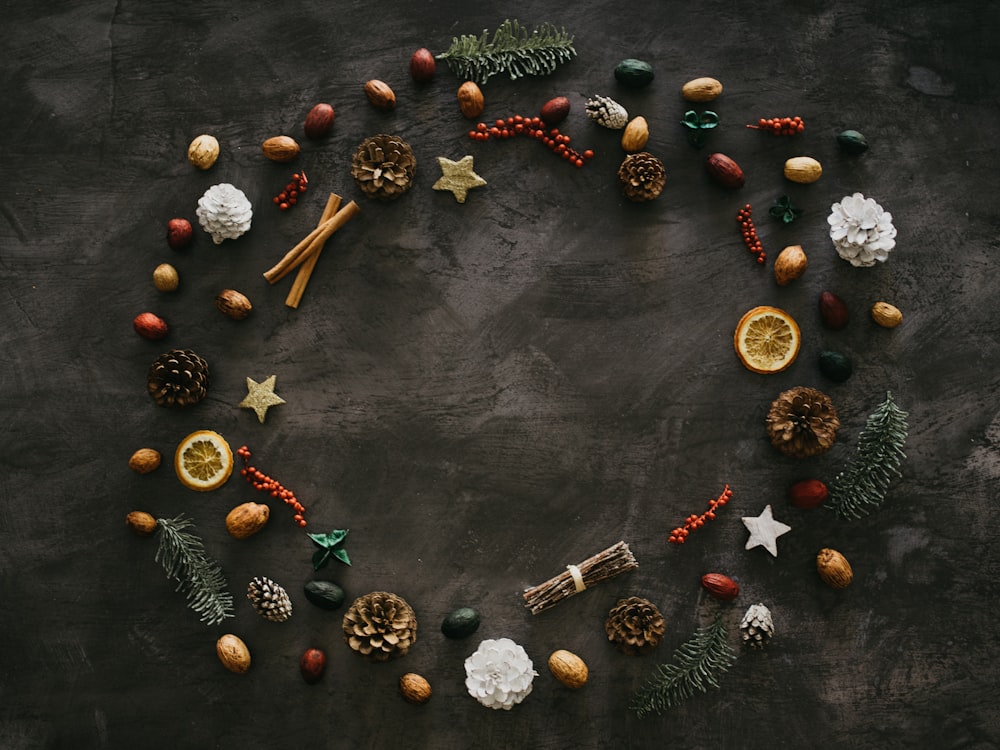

{"left": 187, "top": 134, "right": 219, "bottom": 170}
{"left": 152, "top": 263, "right": 179, "bottom": 292}
{"left": 215, "top": 289, "right": 252, "bottom": 320}
{"left": 128, "top": 448, "right": 162, "bottom": 474}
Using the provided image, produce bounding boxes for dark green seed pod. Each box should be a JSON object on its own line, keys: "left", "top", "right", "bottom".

{"left": 818, "top": 350, "right": 853, "bottom": 382}
{"left": 836, "top": 129, "right": 869, "bottom": 154}
{"left": 441, "top": 607, "right": 481, "bottom": 639}
{"left": 614, "top": 58, "right": 654, "bottom": 89}
{"left": 303, "top": 580, "right": 346, "bottom": 610}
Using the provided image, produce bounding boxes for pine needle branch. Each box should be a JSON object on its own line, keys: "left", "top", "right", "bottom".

{"left": 436, "top": 19, "right": 576, "bottom": 84}
{"left": 828, "top": 392, "right": 909, "bottom": 520}
{"left": 630, "top": 616, "right": 736, "bottom": 718}
{"left": 154, "top": 515, "right": 234, "bottom": 626}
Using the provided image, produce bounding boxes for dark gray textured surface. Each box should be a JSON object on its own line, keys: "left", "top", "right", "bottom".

{"left": 2, "top": 1, "right": 999, "bottom": 748}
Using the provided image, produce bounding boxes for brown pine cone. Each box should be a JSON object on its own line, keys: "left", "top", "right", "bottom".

{"left": 617, "top": 152, "right": 666, "bottom": 202}
{"left": 146, "top": 349, "right": 209, "bottom": 408}
{"left": 766, "top": 386, "right": 840, "bottom": 458}
{"left": 342, "top": 591, "right": 417, "bottom": 661}
{"left": 605, "top": 596, "right": 666, "bottom": 655}
{"left": 350, "top": 134, "right": 416, "bottom": 200}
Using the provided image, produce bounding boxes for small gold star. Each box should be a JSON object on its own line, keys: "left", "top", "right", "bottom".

{"left": 239, "top": 374, "right": 286, "bottom": 423}
{"left": 432, "top": 155, "right": 487, "bottom": 203}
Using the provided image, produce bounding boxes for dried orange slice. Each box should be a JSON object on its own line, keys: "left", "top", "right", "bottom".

{"left": 733, "top": 306, "right": 801, "bottom": 373}
{"left": 174, "top": 430, "right": 233, "bottom": 491}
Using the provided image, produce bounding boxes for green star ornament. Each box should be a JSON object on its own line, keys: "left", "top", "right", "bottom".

{"left": 239, "top": 374, "right": 286, "bottom": 423}
{"left": 432, "top": 155, "right": 487, "bottom": 203}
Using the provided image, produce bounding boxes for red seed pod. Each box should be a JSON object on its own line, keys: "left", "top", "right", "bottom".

{"left": 300, "top": 648, "right": 327, "bottom": 684}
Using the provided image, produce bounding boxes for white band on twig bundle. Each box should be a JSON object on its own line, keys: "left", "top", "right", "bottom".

{"left": 566, "top": 564, "right": 586, "bottom": 593}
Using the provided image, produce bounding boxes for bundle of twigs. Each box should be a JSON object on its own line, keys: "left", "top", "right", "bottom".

{"left": 522, "top": 541, "right": 638, "bottom": 615}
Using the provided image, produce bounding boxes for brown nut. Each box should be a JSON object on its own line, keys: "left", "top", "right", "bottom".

{"left": 125, "top": 511, "right": 158, "bottom": 536}
{"left": 621, "top": 116, "right": 650, "bottom": 153}
{"left": 152, "top": 263, "right": 179, "bottom": 292}
{"left": 399, "top": 672, "right": 432, "bottom": 704}
{"left": 216, "top": 634, "right": 251, "bottom": 674}
{"left": 409, "top": 48, "right": 436, "bottom": 82}
{"left": 784, "top": 156, "right": 823, "bottom": 184}
{"left": 262, "top": 135, "right": 300, "bottom": 162}
{"left": 364, "top": 79, "right": 396, "bottom": 110}
{"left": 681, "top": 77, "right": 723, "bottom": 102}
{"left": 304, "top": 103, "right": 335, "bottom": 139}
{"left": 706, "top": 152, "right": 745, "bottom": 189}
{"left": 818, "top": 291, "right": 849, "bottom": 330}
{"left": 816, "top": 548, "right": 853, "bottom": 589}
{"left": 871, "top": 301, "right": 903, "bottom": 328}
{"left": 187, "top": 134, "right": 219, "bottom": 170}
{"left": 225, "top": 502, "right": 270, "bottom": 539}
{"left": 700, "top": 573, "right": 740, "bottom": 601}
{"left": 547, "top": 650, "right": 588, "bottom": 689}
{"left": 540, "top": 96, "right": 571, "bottom": 126}
{"left": 773, "top": 244, "right": 808, "bottom": 286}
{"left": 457, "top": 81, "right": 485, "bottom": 119}
{"left": 216, "top": 289, "right": 252, "bottom": 320}
{"left": 129, "top": 448, "right": 162, "bottom": 474}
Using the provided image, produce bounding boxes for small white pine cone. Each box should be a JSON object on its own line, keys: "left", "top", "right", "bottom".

{"left": 196, "top": 183, "right": 253, "bottom": 244}
{"left": 740, "top": 603, "right": 774, "bottom": 649}
{"left": 464, "top": 638, "right": 537, "bottom": 710}
{"left": 247, "top": 576, "right": 292, "bottom": 622}
{"left": 585, "top": 95, "right": 628, "bottom": 129}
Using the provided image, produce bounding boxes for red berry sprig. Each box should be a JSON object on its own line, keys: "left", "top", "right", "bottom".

{"left": 668, "top": 485, "right": 733, "bottom": 544}
{"left": 272, "top": 171, "right": 308, "bottom": 211}
{"left": 236, "top": 445, "right": 307, "bottom": 527}
{"left": 746, "top": 116, "right": 804, "bottom": 136}
{"left": 737, "top": 204, "right": 766, "bottom": 264}
{"left": 469, "top": 117, "right": 595, "bottom": 168}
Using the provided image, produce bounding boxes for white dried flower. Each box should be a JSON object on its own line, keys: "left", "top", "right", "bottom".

{"left": 196, "top": 183, "right": 253, "bottom": 244}
{"left": 464, "top": 637, "right": 537, "bottom": 710}
{"left": 827, "top": 192, "right": 896, "bottom": 267}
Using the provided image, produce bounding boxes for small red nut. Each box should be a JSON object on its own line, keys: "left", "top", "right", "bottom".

{"left": 540, "top": 96, "right": 571, "bottom": 126}
{"left": 789, "top": 479, "right": 829, "bottom": 509}
{"left": 299, "top": 647, "right": 326, "bottom": 684}
{"left": 818, "top": 291, "right": 849, "bottom": 330}
{"left": 304, "top": 103, "right": 335, "bottom": 139}
{"left": 706, "top": 152, "right": 745, "bottom": 189}
{"left": 700, "top": 573, "right": 740, "bottom": 601}
{"left": 409, "top": 48, "right": 436, "bottom": 83}
{"left": 133, "top": 312, "right": 168, "bottom": 340}
{"left": 166, "top": 218, "right": 193, "bottom": 249}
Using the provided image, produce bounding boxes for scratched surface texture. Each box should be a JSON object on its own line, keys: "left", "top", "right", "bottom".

{"left": 1, "top": 1, "right": 999, "bottom": 748}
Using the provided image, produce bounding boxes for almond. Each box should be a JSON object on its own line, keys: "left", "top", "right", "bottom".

{"left": 788, "top": 479, "right": 828, "bottom": 508}
{"left": 871, "top": 301, "right": 903, "bottom": 328}
{"left": 128, "top": 448, "right": 161, "bottom": 474}
{"left": 818, "top": 291, "right": 849, "bottom": 330}
{"left": 700, "top": 573, "right": 740, "bottom": 601}
{"left": 773, "top": 244, "right": 808, "bottom": 286}
{"left": 457, "top": 81, "right": 484, "bottom": 119}
{"left": 784, "top": 156, "right": 823, "bottom": 184}
{"left": 125, "top": 511, "right": 158, "bottom": 536}
{"left": 261, "top": 135, "right": 300, "bottom": 162}
{"left": 399, "top": 672, "right": 432, "bottom": 704}
{"left": 409, "top": 48, "right": 436, "bottom": 83}
{"left": 816, "top": 548, "right": 853, "bottom": 589}
{"left": 621, "top": 116, "right": 650, "bottom": 152}
{"left": 216, "top": 289, "right": 252, "bottom": 320}
{"left": 706, "top": 152, "right": 745, "bottom": 189}
{"left": 364, "top": 79, "right": 396, "bottom": 110}
{"left": 540, "top": 96, "right": 571, "bottom": 126}
{"left": 216, "top": 634, "right": 251, "bottom": 674}
{"left": 225, "top": 502, "right": 270, "bottom": 539}
{"left": 304, "top": 103, "right": 335, "bottom": 139}
{"left": 547, "top": 649, "right": 588, "bottom": 689}
{"left": 681, "top": 76, "right": 723, "bottom": 102}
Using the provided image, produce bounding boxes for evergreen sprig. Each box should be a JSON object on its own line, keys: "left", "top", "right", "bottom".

{"left": 436, "top": 19, "right": 576, "bottom": 84}
{"left": 154, "top": 515, "right": 234, "bottom": 625}
{"left": 630, "top": 616, "right": 736, "bottom": 717}
{"left": 828, "top": 391, "right": 909, "bottom": 520}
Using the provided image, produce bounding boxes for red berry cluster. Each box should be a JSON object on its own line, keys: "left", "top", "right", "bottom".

{"left": 668, "top": 485, "right": 733, "bottom": 545}
{"left": 469, "top": 117, "right": 595, "bottom": 168}
{"left": 236, "top": 445, "right": 307, "bottom": 527}
{"left": 737, "top": 204, "right": 766, "bottom": 264}
{"left": 272, "top": 172, "right": 308, "bottom": 211}
{"left": 746, "top": 116, "right": 805, "bottom": 135}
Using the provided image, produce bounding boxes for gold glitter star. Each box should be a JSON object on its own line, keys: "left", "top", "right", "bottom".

{"left": 239, "top": 374, "right": 286, "bottom": 423}
{"left": 432, "top": 155, "right": 487, "bottom": 203}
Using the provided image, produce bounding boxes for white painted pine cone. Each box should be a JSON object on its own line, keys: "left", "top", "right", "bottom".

{"left": 196, "top": 183, "right": 253, "bottom": 244}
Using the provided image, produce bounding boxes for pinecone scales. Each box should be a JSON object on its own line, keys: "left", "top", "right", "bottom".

{"left": 351, "top": 134, "right": 416, "bottom": 200}
{"left": 147, "top": 349, "right": 209, "bottom": 408}
{"left": 740, "top": 603, "right": 774, "bottom": 649}
{"left": 342, "top": 591, "right": 417, "bottom": 661}
{"left": 605, "top": 596, "right": 665, "bottom": 655}
{"left": 585, "top": 95, "right": 628, "bottom": 129}
{"left": 618, "top": 152, "right": 666, "bottom": 202}
{"left": 247, "top": 576, "right": 292, "bottom": 622}
{"left": 766, "top": 387, "right": 840, "bottom": 458}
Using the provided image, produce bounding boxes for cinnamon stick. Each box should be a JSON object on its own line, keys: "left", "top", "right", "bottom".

{"left": 284, "top": 194, "right": 342, "bottom": 309}
{"left": 263, "top": 199, "right": 360, "bottom": 284}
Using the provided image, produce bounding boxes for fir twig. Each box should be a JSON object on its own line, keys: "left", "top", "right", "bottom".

{"left": 630, "top": 616, "right": 736, "bottom": 718}
{"left": 828, "top": 391, "right": 909, "bottom": 520}
{"left": 154, "top": 515, "right": 234, "bottom": 625}
{"left": 436, "top": 19, "right": 576, "bottom": 84}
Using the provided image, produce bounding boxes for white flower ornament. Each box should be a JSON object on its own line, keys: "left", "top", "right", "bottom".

{"left": 827, "top": 192, "right": 896, "bottom": 267}
{"left": 464, "top": 637, "right": 537, "bottom": 710}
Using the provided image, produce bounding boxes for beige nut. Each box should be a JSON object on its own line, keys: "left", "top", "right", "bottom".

{"left": 128, "top": 448, "right": 162, "bottom": 474}
{"left": 225, "top": 502, "right": 270, "bottom": 539}
{"left": 152, "top": 263, "right": 180, "bottom": 292}
{"left": 817, "top": 548, "right": 853, "bottom": 589}
{"left": 216, "top": 289, "right": 252, "bottom": 320}
{"left": 784, "top": 156, "right": 823, "bottom": 184}
{"left": 262, "top": 135, "right": 300, "bottom": 162}
{"left": 773, "top": 245, "right": 808, "bottom": 286}
{"left": 216, "top": 634, "right": 251, "bottom": 674}
{"left": 621, "top": 116, "right": 650, "bottom": 153}
{"left": 364, "top": 79, "right": 396, "bottom": 110}
{"left": 187, "top": 134, "right": 219, "bottom": 170}
{"left": 125, "top": 511, "right": 158, "bottom": 536}
{"left": 547, "top": 649, "right": 588, "bottom": 689}
{"left": 871, "top": 302, "right": 903, "bottom": 328}
{"left": 457, "top": 81, "right": 485, "bottom": 119}
{"left": 399, "top": 672, "right": 432, "bottom": 704}
{"left": 681, "top": 77, "right": 723, "bottom": 102}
